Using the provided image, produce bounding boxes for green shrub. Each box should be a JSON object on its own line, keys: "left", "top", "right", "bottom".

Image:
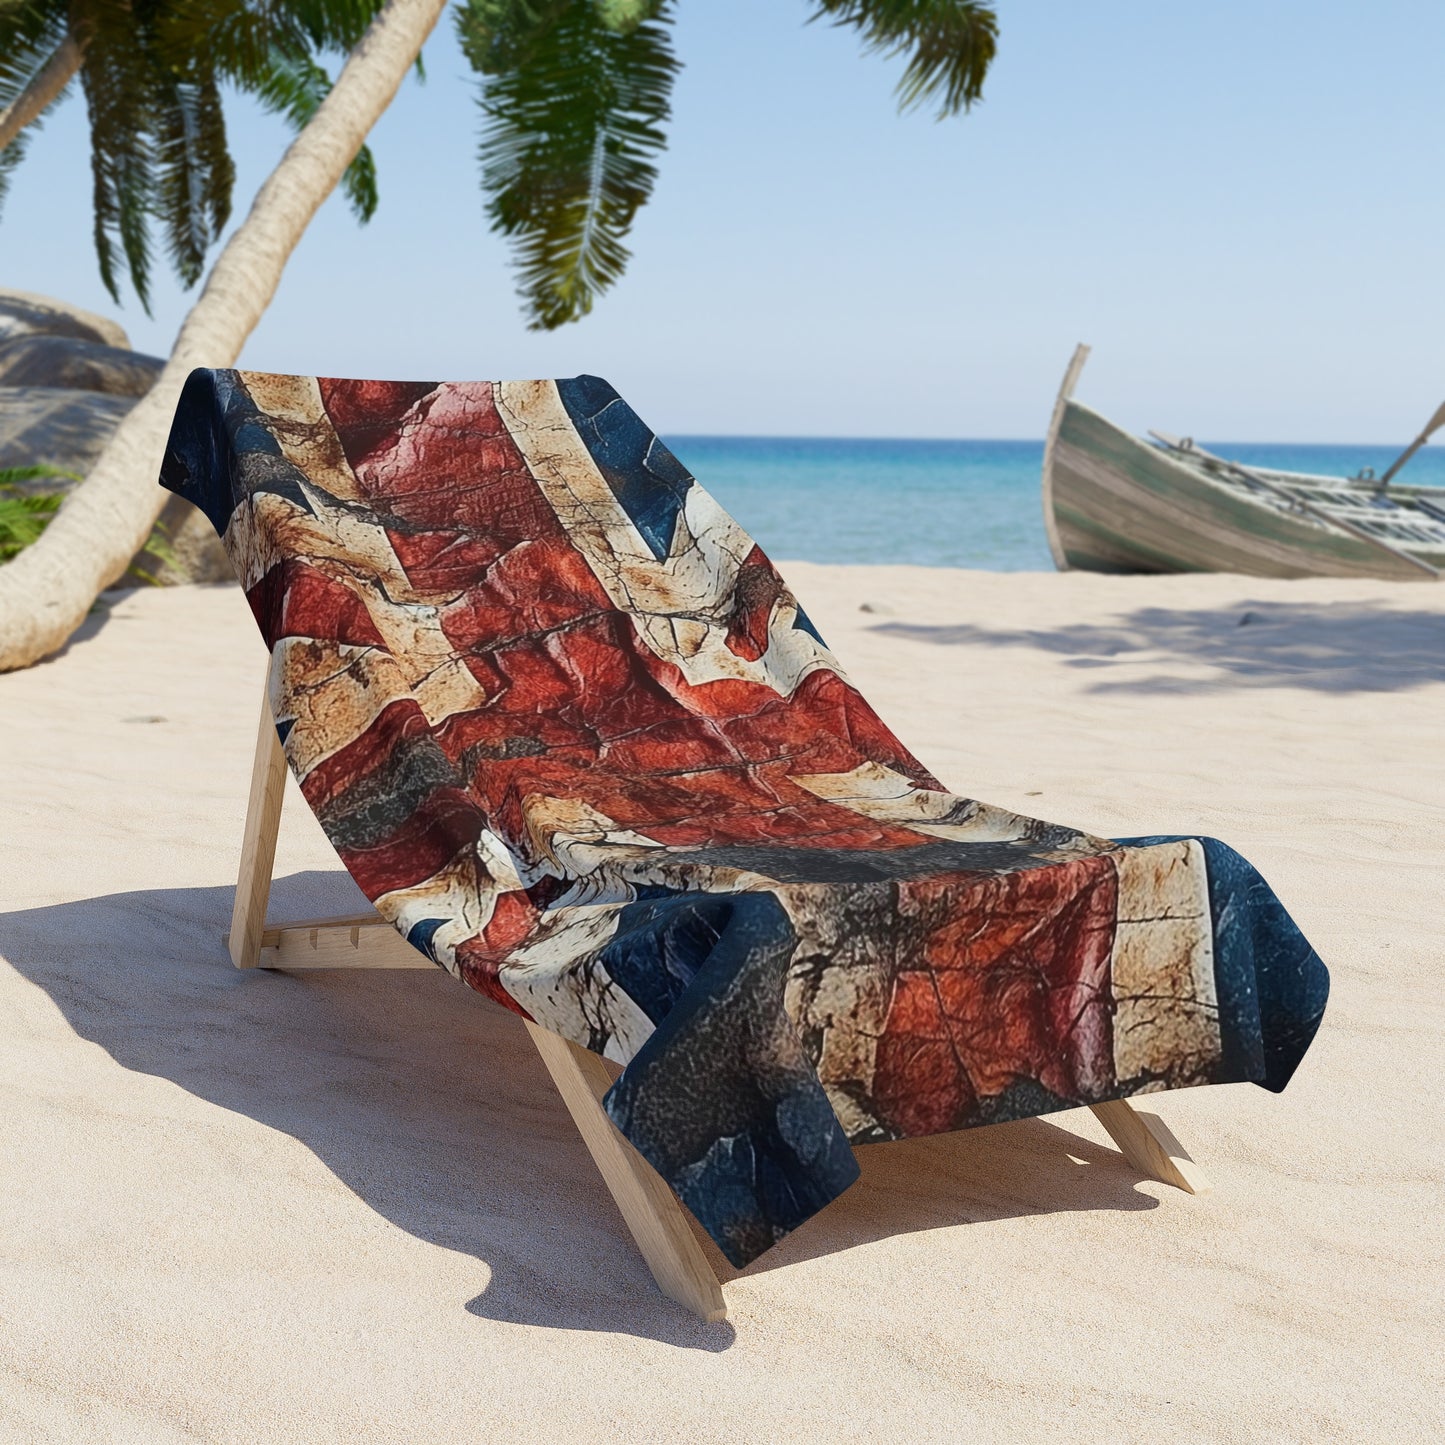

{"left": 0, "top": 466, "right": 76, "bottom": 562}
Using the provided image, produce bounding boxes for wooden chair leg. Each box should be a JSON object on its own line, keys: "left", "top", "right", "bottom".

{"left": 228, "top": 678, "right": 288, "bottom": 970}
{"left": 524, "top": 1020, "right": 727, "bottom": 1323}
{"left": 1090, "top": 1099, "right": 1212, "bottom": 1194}
{"left": 222, "top": 671, "right": 725, "bottom": 1318}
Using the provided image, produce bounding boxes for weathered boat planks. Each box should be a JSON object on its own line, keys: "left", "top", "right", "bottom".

{"left": 1041, "top": 348, "right": 1445, "bottom": 581}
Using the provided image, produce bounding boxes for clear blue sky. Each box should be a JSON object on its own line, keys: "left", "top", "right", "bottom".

{"left": 4, "top": 0, "right": 1442, "bottom": 440}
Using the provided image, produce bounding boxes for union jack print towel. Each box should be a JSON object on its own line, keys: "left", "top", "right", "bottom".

{"left": 160, "top": 371, "right": 1329, "bottom": 1267}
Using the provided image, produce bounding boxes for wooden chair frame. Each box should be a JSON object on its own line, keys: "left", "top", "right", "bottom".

{"left": 224, "top": 676, "right": 1210, "bottom": 1322}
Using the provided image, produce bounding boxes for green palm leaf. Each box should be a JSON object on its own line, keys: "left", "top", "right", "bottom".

{"left": 0, "top": 0, "right": 391, "bottom": 307}
{"left": 152, "top": 69, "right": 236, "bottom": 289}
{"left": 458, "top": 0, "right": 680, "bottom": 330}
{"left": 246, "top": 47, "right": 380, "bottom": 223}
{"left": 0, "top": 101, "right": 32, "bottom": 219}
{"left": 811, "top": 0, "right": 998, "bottom": 118}
{"left": 0, "top": 466, "right": 76, "bottom": 564}
{"left": 164, "top": 0, "right": 385, "bottom": 225}
{"left": 0, "top": 3, "right": 71, "bottom": 220}
{"left": 74, "top": 1, "right": 162, "bottom": 310}
{"left": 0, "top": 491, "right": 62, "bottom": 563}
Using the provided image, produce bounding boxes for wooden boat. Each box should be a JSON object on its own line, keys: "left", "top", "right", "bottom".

{"left": 1042, "top": 345, "right": 1445, "bottom": 580}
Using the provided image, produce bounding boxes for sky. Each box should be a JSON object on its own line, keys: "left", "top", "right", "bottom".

{"left": 4, "top": 0, "right": 1443, "bottom": 441}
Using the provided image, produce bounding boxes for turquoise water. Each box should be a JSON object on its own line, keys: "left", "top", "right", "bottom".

{"left": 665, "top": 435, "right": 1445, "bottom": 571}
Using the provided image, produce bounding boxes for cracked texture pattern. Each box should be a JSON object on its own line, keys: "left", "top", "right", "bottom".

{"left": 159, "top": 369, "right": 1330, "bottom": 1266}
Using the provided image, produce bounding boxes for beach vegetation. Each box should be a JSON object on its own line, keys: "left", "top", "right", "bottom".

{"left": 0, "top": 465, "right": 179, "bottom": 581}
{"left": 0, "top": 468, "right": 70, "bottom": 563}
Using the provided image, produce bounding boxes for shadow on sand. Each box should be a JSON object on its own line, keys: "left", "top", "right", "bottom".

{"left": 874, "top": 598, "right": 1445, "bottom": 694}
{"left": 1, "top": 870, "right": 1171, "bottom": 1349}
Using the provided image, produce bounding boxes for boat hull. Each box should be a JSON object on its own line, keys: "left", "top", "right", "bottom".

{"left": 1046, "top": 400, "right": 1442, "bottom": 581}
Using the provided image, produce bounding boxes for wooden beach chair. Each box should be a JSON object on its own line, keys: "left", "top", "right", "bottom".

{"left": 167, "top": 371, "right": 1324, "bottom": 1324}
{"left": 223, "top": 667, "right": 1209, "bottom": 1324}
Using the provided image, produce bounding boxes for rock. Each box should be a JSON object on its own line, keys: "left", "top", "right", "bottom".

{"left": 0, "top": 287, "right": 130, "bottom": 350}
{"left": 0, "top": 386, "right": 134, "bottom": 479}
{"left": 0, "top": 334, "right": 164, "bottom": 397}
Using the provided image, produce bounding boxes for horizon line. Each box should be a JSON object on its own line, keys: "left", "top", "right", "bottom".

{"left": 661, "top": 432, "right": 1425, "bottom": 450}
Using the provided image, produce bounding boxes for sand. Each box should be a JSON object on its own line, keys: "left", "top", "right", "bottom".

{"left": 1, "top": 567, "right": 1441, "bottom": 1443}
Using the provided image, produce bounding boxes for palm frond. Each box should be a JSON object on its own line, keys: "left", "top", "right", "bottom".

{"left": 458, "top": 0, "right": 679, "bottom": 330}
{"left": 0, "top": 117, "right": 31, "bottom": 216}
{"left": 0, "top": 3, "right": 70, "bottom": 220}
{"left": 152, "top": 69, "right": 235, "bottom": 288}
{"left": 75, "top": 1, "right": 160, "bottom": 309}
{"left": 0, "top": 481, "right": 64, "bottom": 564}
{"left": 811, "top": 0, "right": 998, "bottom": 118}
{"left": 283, "top": 0, "right": 388, "bottom": 54}
{"left": 0, "top": 464, "right": 82, "bottom": 486}
{"left": 247, "top": 47, "right": 379, "bottom": 223}
{"left": 0, "top": 3, "right": 68, "bottom": 108}
{"left": 165, "top": 1, "right": 305, "bottom": 86}
{"left": 158, "top": 0, "right": 384, "bottom": 226}
{"left": 595, "top": 0, "right": 665, "bottom": 30}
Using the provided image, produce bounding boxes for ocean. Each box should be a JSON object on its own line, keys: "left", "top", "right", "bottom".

{"left": 663, "top": 436, "right": 1445, "bottom": 571}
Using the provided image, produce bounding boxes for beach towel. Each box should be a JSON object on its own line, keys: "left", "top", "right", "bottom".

{"left": 159, "top": 371, "right": 1329, "bottom": 1267}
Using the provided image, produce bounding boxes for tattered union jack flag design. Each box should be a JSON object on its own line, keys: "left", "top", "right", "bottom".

{"left": 161, "top": 372, "right": 1329, "bottom": 1266}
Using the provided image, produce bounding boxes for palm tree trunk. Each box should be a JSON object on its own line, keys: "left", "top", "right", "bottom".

{"left": 0, "top": 33, "right": 82, "bottom": 154}
{"left": 0, "top": 0, "right": 448, "bottom": 672}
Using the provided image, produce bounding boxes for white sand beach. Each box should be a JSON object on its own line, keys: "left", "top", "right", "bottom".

{"left": 2, "top": 567, "right": 1442, "bottom": 1443}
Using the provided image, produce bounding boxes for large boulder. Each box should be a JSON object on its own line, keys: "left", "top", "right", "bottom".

{"left": 0, "top": 287, "right": 130, "bottom": 350}
{"left": 0, "top": 386, "right": 134, "bottom": 477}
{"left": 0, "top": 334, "right": 164, "bottom": 397}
